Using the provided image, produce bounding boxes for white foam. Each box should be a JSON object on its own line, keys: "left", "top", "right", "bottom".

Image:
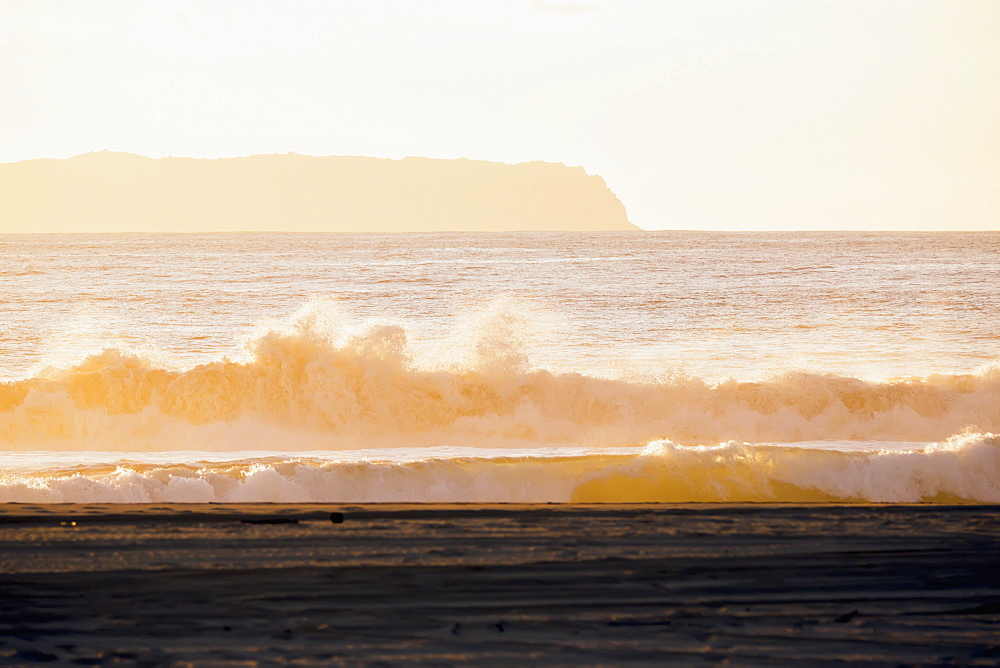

{"left": 1, "top": 433, "right": 996, "bottom": 504}
{"left": 1, "top": 320, "right": 998, "bottom": 454}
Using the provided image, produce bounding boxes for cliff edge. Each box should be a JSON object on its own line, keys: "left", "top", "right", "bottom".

{"left": 0, "top": 152, "right": 637, "bottom": 233}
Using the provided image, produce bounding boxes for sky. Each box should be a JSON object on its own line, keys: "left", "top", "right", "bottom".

{"left": 2, "top": 0, "right": 998, "bottom": 230}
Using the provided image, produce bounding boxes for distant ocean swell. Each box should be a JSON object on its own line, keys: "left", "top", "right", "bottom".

{"left": 1, "top": 323, "right": 998, "bottom": 451}
{"left": 2, "top": 433, "right": 997, "bottom": 504}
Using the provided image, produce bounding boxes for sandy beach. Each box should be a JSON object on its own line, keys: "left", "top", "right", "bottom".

{"left": 0, "top": 503, "right": 998, "bottom": 665}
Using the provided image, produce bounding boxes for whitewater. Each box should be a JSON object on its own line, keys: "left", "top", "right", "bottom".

{"left": 1, "top": 231, "right": 998, "bottom": 503}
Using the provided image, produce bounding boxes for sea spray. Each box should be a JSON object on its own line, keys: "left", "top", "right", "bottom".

{"left": 0, "top": 319, "right": 998, "bottom": 452}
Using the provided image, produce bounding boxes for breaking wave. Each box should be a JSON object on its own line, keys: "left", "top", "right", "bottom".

{"left": 0, "top": 319, "right": 998, "bottom": 452}
{"left": 2, "top": 432, "right": 997, "bottom": 504}
{"left": 2, "top": 314, "right": 998, "bottom": 504}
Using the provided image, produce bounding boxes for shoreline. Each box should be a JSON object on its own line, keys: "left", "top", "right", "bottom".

{"left": 2, "top": 503, "right": 999, "bottom": 663}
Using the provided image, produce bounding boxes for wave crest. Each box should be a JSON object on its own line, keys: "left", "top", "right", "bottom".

{"left": 574, "top": 431, "right": 1000, "bottom": 503}
{"left": 1, "top": 322, "right": 998, "bottom": 450}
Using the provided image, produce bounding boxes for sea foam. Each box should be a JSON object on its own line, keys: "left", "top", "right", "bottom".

{"left": 0, "top": 319, "right": 997, "bottom": 452}
{"left": 2, "top": 316, "right": 998, "bottom": 504}
{"left": 2, "top": 433, "right": 997, "bottom": 504}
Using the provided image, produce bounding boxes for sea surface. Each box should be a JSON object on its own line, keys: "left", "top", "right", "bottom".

{"left": 1, "top": 231, "right": 998, "bottom": 503}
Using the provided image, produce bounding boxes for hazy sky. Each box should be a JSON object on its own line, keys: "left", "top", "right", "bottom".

{"left": 2, "top": 0, "right": 998, "bottom": 230}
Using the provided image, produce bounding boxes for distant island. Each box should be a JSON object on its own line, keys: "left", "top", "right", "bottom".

{"left": 0, "top": 152, "right": 637, "bottom": 233}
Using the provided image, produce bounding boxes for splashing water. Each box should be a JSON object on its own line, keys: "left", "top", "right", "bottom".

{"left": 1, "top": 231, "right": 998, "bottom": 502}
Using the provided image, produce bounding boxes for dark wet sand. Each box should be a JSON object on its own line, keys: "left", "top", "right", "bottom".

{"left": 1, "top": 503, "right": 999, "bottom": 665}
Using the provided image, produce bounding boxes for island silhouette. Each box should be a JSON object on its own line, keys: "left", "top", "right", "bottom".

{"left": 0, "top": 152, "right": 636, "bottom": 233}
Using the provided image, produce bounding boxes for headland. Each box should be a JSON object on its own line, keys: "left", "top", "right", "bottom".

{"left": 0, "top": 152, "right": 637, "bottom": 233}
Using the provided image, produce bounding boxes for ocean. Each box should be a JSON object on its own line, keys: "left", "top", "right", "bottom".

{"left": 1, "top": 231, "right": 998, "bottom": 503}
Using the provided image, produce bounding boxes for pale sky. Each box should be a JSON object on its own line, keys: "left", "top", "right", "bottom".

{"left": 2, "top": 0, "right": 998, "bottom": 230}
